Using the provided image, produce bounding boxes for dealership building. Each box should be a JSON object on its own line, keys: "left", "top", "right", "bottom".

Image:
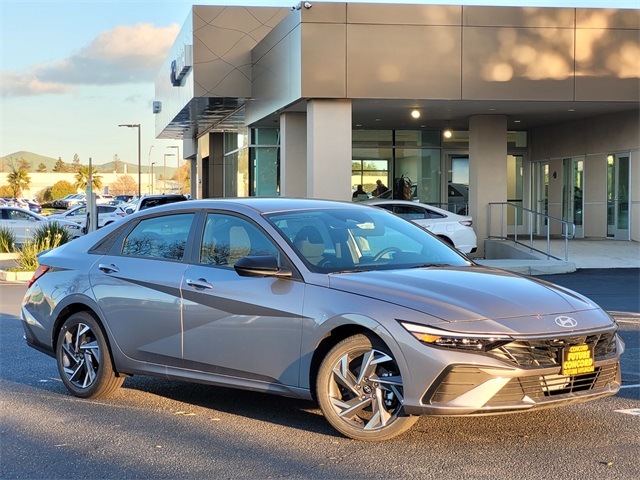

{"left": 154, "top": 2, "right": 639, "bottom": 255}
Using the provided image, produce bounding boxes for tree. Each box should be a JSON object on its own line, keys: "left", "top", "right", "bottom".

{"left": 113, "top": 154, "right": 121, "bottom": 173}
{"left": 17, "top": 157, "right": 31, "bottom": 171}
{"left": 74, "top": 166, "right": 102, "bottom": 192}
{"left": 37, "top": 163, "right": 47, "bottom": 172}
{"left": 6, "top": 166, "right": 31, "bottom": 198}
{"left": 110, "top": 175, "right": 138, "bottom": 195}
{"left": 0, "top": 185, "right": 12, "bottom": 197}
{"left": 53, "top": 157, "right": 69, "bottom": 173}
{"left": 71, "top": 153, "right": 81, "bottom": 173}
{"left": 50, "top": 180, "right": 76, "bottom": 200}
{"left": 174, "top": 162, "right": 191, "bottom": 195}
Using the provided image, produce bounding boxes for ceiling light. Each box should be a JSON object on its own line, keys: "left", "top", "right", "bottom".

{"left": 411, "top": 109, "right": 421, "bottom": 119}
{"left": 443, "top": 121, "right": 453, "bottom": 139}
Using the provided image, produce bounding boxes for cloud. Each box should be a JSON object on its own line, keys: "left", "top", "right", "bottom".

{"left": 1, "top": 23, "right": 179, "bottom": 98}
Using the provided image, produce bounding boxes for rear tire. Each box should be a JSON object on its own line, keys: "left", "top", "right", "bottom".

{"left": 56, "top": 311, "right": 123, "bottom": 398}
{"left": 316, "top": 334, "right": 417, "bottom": 441}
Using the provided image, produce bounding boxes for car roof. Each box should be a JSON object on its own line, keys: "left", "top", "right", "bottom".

{"left": 131, "top": 197, "right": 376, "bottom": 216}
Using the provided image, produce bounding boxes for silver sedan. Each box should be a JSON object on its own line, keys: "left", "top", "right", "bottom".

{"left": 20, "top": 198, "right": 623, "bottom": 441}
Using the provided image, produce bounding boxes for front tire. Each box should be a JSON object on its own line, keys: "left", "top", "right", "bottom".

{"left": 316, "top": 334, "right": 417, "bottom": 441}
{"left": 56, "top": 311, "right": 123, "bottom": 398}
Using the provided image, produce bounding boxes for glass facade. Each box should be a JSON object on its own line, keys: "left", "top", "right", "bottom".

{"left": 352, "top": 130, "right": 441, "bottom": 203}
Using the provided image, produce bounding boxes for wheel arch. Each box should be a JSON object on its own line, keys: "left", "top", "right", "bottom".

{"left": 308, "top": 323, "right": 405, "bottom": 403}
{"left": 52, "top": 298, "right": 124, "bottom": 378}
{"left": 436, "top": 234, "right": 454, "bottom": 247}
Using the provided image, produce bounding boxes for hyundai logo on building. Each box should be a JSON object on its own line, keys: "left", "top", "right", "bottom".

{"left": 555, "top": 316, "right": 578, "bottom": 328}
{"left": 170, "top": 44, "right": 193, "bottom": 87}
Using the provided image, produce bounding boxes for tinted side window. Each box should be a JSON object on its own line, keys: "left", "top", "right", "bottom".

{"left": 200, "top": 214, "right": 279, "bottom": 268}
{"left": 122, "top": 213, "right": 194, "bottom": 260}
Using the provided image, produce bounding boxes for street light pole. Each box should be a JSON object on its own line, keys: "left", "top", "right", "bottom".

{"left": 118, "top": 124, "right": 141, "bottom": 198}
{"left": 167, "top": 145, "right": 180, "bottom": 194}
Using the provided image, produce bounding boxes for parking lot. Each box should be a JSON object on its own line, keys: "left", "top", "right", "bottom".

{"left": 1, "top": 277, "right": 638, "bottom": 479}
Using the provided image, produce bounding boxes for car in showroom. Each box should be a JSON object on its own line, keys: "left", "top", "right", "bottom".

{"left": 365, "top": 199, "right": 477, "bottom": 254}
{"left": 20, "top": 198, "right": 623, "bottom": 441}
{"left": 47, "top": 204, "right": 126, "bottom": 230}
{"left": 0, "top": 206, "right": 83, "bottom": 244}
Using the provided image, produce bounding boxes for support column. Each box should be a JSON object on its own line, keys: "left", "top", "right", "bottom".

{"left": 209, "top": 132, "right": 224, "bottom": 198}
{"left": 469, "top": 115, "right": 507, "bottom": 256}
{"left": 307, "top": 99, "right": 352, "bottom": 201}
{"left": 280, "top": 112, "right": 308, "bottom": 197}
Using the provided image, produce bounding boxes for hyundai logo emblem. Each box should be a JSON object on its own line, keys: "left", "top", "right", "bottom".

{"left": 555, "top": 316, "right": 578, "bottom": 328}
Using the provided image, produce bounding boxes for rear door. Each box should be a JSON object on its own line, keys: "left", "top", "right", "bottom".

{"left": 89, "top": 211, "right": 197, "bottom": 366}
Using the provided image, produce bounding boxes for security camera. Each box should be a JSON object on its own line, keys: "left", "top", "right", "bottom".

{"left": 303, "top": 2, "right": 312, "bottom": 8}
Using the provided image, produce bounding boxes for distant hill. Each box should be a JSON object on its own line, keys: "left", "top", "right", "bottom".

{"left": 0, "top": 151, "right": 174, "bottom": 176}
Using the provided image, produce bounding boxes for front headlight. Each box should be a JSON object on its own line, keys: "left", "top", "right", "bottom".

{"left": 64, "top": 224, "right": 80, "bottom": 230}
{"left": 400, "top": 321, "right": 512, "bottom": 352}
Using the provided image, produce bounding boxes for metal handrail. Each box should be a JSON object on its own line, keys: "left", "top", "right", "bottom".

{"left": 488, "top": 202, "right": 576, "bottom": 261}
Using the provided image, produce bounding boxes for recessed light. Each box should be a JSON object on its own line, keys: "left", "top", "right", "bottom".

{"left": 514, "top": 120, "right": 521, "bottom": 123}
{"left": 411, "top": 109, "right": 421, "bottom": 119}
{"left": 488, "top": 108, "right": 497, "bottom": 111}
{"left": 568, "top": 109, "right": 576, "bottom": 112}
{"left": 375, "top": 118, "right": 381, "bottom": 122}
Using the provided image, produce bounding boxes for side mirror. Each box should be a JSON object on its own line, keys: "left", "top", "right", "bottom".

{"left": 234, "top": 256, "right": 292, "bottom": 278}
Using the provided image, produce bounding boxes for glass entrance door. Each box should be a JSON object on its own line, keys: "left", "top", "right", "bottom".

{"left": 607, "top": 154, "right": 630, "bottom": 240}
{"left": 507, "top": 155, "right": 524, "bottom": 235}
{"left": 533, "top": 161, "right": 549, "bottom": 236}
{"left": 562, "top": 157, "right": 584, "bottom": 238}
{"left": 446, "top": 154, "right": 469, "bottom": 215}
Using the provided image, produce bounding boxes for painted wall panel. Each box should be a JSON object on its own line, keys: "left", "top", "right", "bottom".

{"left": 301, "top": 23, "right": 346, "bottom": 98}
{"left": 347, "top": 4, "right": 460, "bottom": 25}
{"left": 347, "top": 24, "right": 462, "bottom": 99}
{"left": 575, "top": 28, "right": 640, "bottom": 102}
{"left": 463, "top": 6, "right": 575, "bottom": 27}
{"left": 576, "top": 8, "right": 640, "bottom": 29}
{"left": 462, "top": 26, "right": 575, "bottom": 100}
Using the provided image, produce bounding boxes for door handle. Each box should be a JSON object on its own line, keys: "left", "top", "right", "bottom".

{"left": 186, "top": 278, "right": 213, "bottom": 290}
{"left": 98, "top": 263, "right": 119, "bottom": 274}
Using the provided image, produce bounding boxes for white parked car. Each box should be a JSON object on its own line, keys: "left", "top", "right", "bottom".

{"left": 47, "top": 204, "right": 126, "bottom": 230}
{"left": 0, "top": 206, "right": 83, "bottom": 244}
{"left": 364, "top": 199, "right": 477, "bottom": 254}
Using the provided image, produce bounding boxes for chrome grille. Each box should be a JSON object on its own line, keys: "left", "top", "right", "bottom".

{"left": 490, "top": 331, "right": 617, "bottom": 368}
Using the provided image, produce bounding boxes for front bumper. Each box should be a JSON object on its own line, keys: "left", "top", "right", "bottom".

{"left": 401, "top": 331, "right": 624, "bottom": 416}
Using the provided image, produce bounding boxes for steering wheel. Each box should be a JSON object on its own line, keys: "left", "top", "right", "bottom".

{"left": 373, "top": 246, "right": 402, "bottom": 261}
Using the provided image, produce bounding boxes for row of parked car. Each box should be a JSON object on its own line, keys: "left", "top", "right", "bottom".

{"left": 52, "top": 193, "right": 116, "bottom": 209}
{"left": 2, "top": 194, "right": 478, "bottom": 254}
{"left": 0, "top": 194, "right": 190, "bottom": 245}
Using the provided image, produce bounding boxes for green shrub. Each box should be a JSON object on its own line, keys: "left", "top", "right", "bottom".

{"left": 14, "top": 222, "right": 71, "bottom": 271}
{"left": 0, "top": 226, "right": 16, "bottom": 253}
{"left": 33, "top": 221, "right": 72, "bottom": 246}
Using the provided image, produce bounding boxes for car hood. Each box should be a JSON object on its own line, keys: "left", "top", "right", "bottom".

{"left": 327, "top": 266, "right": 609, "bottom": 334}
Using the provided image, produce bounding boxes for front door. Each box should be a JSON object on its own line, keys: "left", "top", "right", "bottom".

{"left": 608, "top": 153, "right": 631, "bottom": 240}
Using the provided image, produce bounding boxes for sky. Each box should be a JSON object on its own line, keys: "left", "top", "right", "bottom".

{"left": 1, "top": 0, "right": 638, "bottom": 167}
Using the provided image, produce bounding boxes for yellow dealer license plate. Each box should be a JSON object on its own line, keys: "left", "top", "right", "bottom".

{"left": 561, "top": 344, "right": 595, "bottom": 376}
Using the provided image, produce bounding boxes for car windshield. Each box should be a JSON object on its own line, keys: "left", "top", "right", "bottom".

{"left": 265, "top": 207, "right": 470, "bottom": 274}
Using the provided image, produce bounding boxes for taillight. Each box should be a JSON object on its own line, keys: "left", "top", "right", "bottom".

{"left": 459, "top": 220, "right": 473, "bottom": 227}
{"left": 28, "top": 265, "right": 50, "bottom": 288}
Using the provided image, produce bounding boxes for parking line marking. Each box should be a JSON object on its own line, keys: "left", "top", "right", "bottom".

{"left": 619, "top": 384, "right": 640, "bottom": 389}
{"left": 614, "top": 409, "right": 640, "bottom": 416}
